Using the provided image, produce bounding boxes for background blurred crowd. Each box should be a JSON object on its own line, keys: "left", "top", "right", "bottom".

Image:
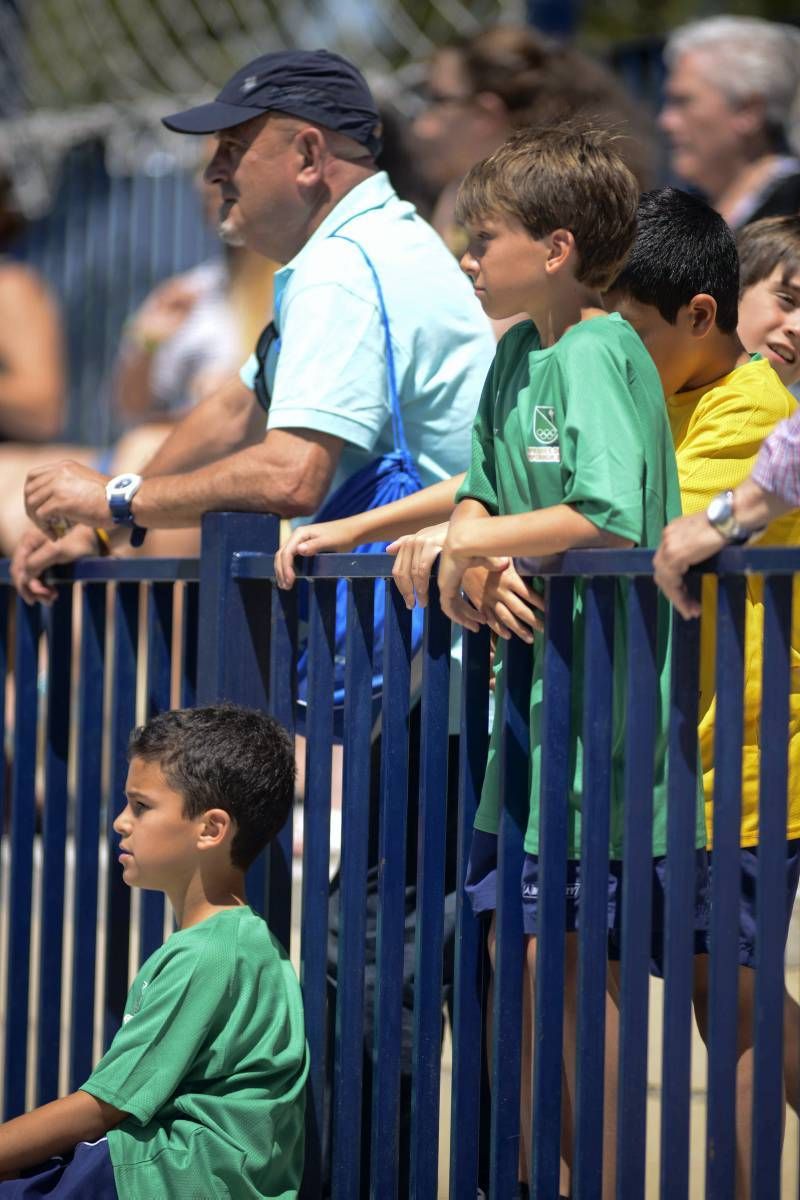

{"left": 0, "top": 11, "right": 799, "bottom": 558}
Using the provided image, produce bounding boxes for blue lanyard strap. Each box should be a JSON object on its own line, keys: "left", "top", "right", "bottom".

{"left": 257, "top": 220, "right": 409, "bottom": 457}
{"left": 328, "top": 231, "right": 408, "bottom": 459}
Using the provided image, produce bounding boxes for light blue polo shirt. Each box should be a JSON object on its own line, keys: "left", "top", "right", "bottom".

{"left": 240, "top": 171, "right": 494, "bottom": 497}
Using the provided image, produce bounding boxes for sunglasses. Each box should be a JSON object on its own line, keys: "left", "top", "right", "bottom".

{"left": 253, "top": 320, "right": 281, "bottom": 412}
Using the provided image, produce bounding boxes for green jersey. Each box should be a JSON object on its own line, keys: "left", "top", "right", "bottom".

{"left": 457, "top": 313, "right": 705, "bottom": 857}
{"left": 83, "top": 906, "right": 308, "bottom": 1200}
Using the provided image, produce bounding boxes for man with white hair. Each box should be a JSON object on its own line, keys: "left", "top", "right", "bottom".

{"left": 661, "top": 16, "right": 800, "bottom": 228}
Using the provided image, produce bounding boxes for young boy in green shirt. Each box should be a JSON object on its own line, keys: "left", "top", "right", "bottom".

{"left": 437, "top": 130, "right": 708, "bottom": 1197}
{"left": 272, "top": 130, "right": 707, "bottom": 1195}
{"left": 0, "top": 704, "right": 308, "bottom": 1200}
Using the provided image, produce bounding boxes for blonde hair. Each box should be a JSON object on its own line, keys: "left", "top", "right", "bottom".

{"left": 455, "top": 126, "right": 638, "bottom": 290}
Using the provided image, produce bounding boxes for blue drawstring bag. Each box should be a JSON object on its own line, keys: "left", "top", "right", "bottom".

{"left": 253, "top": 227, "right": 425, "bottom": 730}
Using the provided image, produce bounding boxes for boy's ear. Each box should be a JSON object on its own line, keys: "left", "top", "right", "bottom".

{"left": 197, "top": 808, "right": 233, "bottom": 851}
{"left": 684, "top": 293, "right": 718, "bottom": 338}
{"left": 546, "top": 228, "right": 577, "bottom": 274}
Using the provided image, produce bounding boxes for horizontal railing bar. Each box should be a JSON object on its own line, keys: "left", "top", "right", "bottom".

{"left": 1, "top": 544, "right": 799, "bottom": 590}
{"left": 0, "top": 558, "right": 200, "bottom": 585}
{"left": 230, "top": 545, "right": 800, "bottom": 582}
{"left": 233, "top": 552, "right": 398, "bottom": 579}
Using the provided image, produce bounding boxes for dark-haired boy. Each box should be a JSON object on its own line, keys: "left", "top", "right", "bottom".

{"left": 0, "top": 704, "right": 308, "bottom": 1199}
{"left": 609, "top": 186, "right": 800, "bottom": 1195}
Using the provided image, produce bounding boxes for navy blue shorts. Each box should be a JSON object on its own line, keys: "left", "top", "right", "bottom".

{"left": 699, "top": 838, "right": 800, "bottom": 969}
{"left": 0, "top": 1138, "right": 117, "bottom": 1197}
{"left": 465, "top": 829, "right": 710, "bottom": 976}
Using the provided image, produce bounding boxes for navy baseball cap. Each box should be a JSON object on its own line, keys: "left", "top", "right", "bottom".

{"left": 162, "top": 49, "right": 382, "bottom": 156}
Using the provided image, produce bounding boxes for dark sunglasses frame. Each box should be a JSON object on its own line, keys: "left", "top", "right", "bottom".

{"left": 253, "top": 320, "right": 280, "bottom": 413}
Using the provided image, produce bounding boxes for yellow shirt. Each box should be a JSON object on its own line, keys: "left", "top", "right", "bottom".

{"left": 668, "top": 356, "right": 800, "bottom": 847}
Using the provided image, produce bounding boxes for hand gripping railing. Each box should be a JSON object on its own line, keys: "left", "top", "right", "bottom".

{"left": 0, "top": 515, "right": 798, "bottom": 1199}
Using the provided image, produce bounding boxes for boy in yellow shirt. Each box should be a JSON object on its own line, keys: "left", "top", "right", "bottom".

{"left": 607, "top": 186, "right": 800, "bottom": 1197}
{"left": 737, "top": 215, "right": 800, "bottom": 391}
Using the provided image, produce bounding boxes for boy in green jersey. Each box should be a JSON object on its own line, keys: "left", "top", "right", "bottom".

{"left": 0, "top": 704, "right": 308, "bottom": 1200}
{"left": 435, "top": 129, "right": 707, "bottom": 1197}
{"left": 271, "top": 130, "right": 708, "bottom": 1194}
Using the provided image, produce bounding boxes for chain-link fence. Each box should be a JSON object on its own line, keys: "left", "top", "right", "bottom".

{"left": 0, "top": 0, "right": 531, "bottom": 443}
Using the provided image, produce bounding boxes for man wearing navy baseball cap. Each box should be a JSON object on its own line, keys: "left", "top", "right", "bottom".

{"left": 14, "top": 45, "right": 494, "bottom": 1199}
{"left": 18, "top": 47, "right": 491, "bottom": 545}
{"left": 163, "top": 49, "right": 383, "bottom": 155}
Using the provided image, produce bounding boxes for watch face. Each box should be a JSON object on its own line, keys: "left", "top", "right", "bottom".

{"left": 707, "top": 493, "right": 732, "bottom": 525}
{"left": 116, "top": 476, "right": 135, "bottom": 490}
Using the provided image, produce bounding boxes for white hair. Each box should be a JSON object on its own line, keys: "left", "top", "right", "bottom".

{"left": 665, "top": 16, "right": 800, "bottom": 149}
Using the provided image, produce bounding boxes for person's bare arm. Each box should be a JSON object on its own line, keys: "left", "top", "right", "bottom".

{"left": 128, "top": 428, "right": 344, "bottom": 526}
{"left": 139, "top": 375, "right": 263, "bottom": 477}
{"left": 274, "top": 474, "right": 464, "bottom": 588}
{"left": 439, "top": 505, "right": 632, "bottom": 629}
{"left": 24, "top": 426, "right": 345, "bottom": 534}
{"left": 0, "top": 264, "right": 64, "bottom": 441}
{"left": 653, "top": 476, "right": 792, "bottom": 619}
{"left": 12, "top": 377, "right": 267, "bottom": 598}
{"left": 445, "top": 504, "right": 633, "bottom": 559}
{"left": 0, "top": 1091, "right": 126, "bottom": 1177}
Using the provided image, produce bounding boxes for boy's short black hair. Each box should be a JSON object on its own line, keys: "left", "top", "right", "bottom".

{"left": 738, "top": 215, "right": 800, "bottom": 293}
{"left": 608, "top": 186, "right": 740, "bottom": 334}
{"left": 454, "top": 125, "right": 639, "bottom": 290}
{"left": 128, "top": 704, "right": 295, "bottom": 870}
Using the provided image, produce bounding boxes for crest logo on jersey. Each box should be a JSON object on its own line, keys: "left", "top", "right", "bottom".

{"left": 532, "top": 406, "right": 558, "bottom": 444}
{"left": 528, "top": 406, "right": 560, "bottom": 462}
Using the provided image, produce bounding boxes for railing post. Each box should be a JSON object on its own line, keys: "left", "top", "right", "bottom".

{"left": 197, "top": 511, "right": 287, "bottom": 931}
{"left": 196, "top": 511, "right": 278, "bottom": 706}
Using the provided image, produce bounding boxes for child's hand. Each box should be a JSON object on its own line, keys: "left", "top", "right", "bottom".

{"left": 274, "top": 518, "right": 355, "bottom": 589}
{"left": 387, "top": 522, "right": 450, "bottom": 609}
{"left": 437, "top": 548, "right": 485, "bottom": 632}
{"left": 463, "top": 560, "right": 545, "bottom": 644}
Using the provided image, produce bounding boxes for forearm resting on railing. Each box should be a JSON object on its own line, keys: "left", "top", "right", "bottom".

{"left": 445, "top": 504, "right": 633, "bottom": 559}
{"left": 0, "top": 1092, "right": 127, "bottom": 1177}
{"left": 337, "top": 473, "right": 465, "bottom": 549}
{"left": 273, "top": 474, "right": 465, "bottom": 590}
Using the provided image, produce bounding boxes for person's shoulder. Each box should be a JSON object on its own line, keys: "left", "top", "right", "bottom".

{"left": 495, "top": 318, "right": 540, "bottom": 359}
{"left": 152, "top": 909, "right": 295, "bottom": 1009}
{"left": 228, "top": 909, "right": 303, "bottom": 1006}
{"left": 559, "top": 311, "right": 641, "bottom": 356}
{"left": 556, "top": 313, "right": 659, "bottom": 383}
{"left": 159, "top": 907, "right": 258, "bottom": 971}
{"left": 746, "top": 171, "right": 800, "bottom": 224}
{"left": 201, "top": 906, "right": 291, "bottom": 974}
{"left": 700, "top": 357, "right": 797, "bottom": 422}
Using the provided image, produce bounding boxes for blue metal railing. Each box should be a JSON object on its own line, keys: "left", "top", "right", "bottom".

{"left": 0, "top": 512, "right": 798, "bottom": 1197}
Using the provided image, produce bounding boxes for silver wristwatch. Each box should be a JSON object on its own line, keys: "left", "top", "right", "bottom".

{"left": 705, "top": 490, "right": 752, "bottom": 545}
